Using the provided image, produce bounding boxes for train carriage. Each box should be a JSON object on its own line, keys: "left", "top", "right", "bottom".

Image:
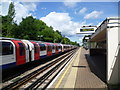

{"left": 0, "top": 40, "right": 16, "bottom": 69}
{"left": 0, "top": 37, "right": 77, "bottom": 70}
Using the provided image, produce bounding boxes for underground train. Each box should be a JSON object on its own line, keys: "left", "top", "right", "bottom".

{"left": 0, "top": 37, "right": 77, "bottom": 69}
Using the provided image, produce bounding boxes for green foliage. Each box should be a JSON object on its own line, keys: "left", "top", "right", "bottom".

{"left": 7, "top": 2, "right": 15, "bottom": 24}
{"left": 18, "top": 16, "right": 38, "bottom": 40}
{"left": 1, "top": 3, "right": 79, "bottom": 46}
{"left": 2, "top": 2, "right": 16, "bottom": 37}
{"left": 40, "top": 26, "right": 54, "bottom": 42}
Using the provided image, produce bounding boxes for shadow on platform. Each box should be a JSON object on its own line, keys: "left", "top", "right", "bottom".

{"left": 85, "top": 54, "right": 107, "bottom": 83}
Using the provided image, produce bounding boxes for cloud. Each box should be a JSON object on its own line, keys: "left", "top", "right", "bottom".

{"left": 40, "top": 12, "right": 86, "bottom": 37}
{"left": 2, "top": 0, "right": 119, "bottom": 2}
{"left": 79, "top": 7, "right": 87, "bottom": 14}
{"left": 1, "top": 0, "right": 37, "bottom": 24}
{"left": 1, "top": 0, "right": 12, "bottom": 16}
{"left": 84, "top": 10, "right": 103, "bottom": 19}
{"left": 63, "top": 0, "right": 81, "bottom": 8}
{"left": 14, "top": 2, "right": 37, "bottom": 23}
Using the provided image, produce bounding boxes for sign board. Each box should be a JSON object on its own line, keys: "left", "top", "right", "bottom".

{"left": 76, "top": 27, "right": 96, "bottom": 34}
{"left": 80, "top": 28, "right": 94, "bottom": 32}
{"left": 85, "top": 37, "right": 89, "bottom": 39}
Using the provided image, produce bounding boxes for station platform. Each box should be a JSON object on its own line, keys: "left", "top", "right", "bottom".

{"left": 48, "top": 47, "right": 108, "bottom": 89}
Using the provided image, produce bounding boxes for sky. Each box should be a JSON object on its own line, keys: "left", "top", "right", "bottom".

{"left": 1, "top": 0, "right": 119, "bottom": 45}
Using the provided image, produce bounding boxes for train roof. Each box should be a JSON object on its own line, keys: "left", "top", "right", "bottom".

{"left": 0, "top": 37, "right": 77, "bottom": 46}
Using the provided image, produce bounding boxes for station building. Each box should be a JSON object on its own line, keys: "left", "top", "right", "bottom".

{"left": 84, "top": 17, "right": 120, "bottom": 85}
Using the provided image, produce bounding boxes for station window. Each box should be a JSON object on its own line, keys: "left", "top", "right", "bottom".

{"left": 18, "top": 43, "right": 25, "bottom": 56}
{"left": 1, "top": 42, "right": 13, "bottom": 55}
{"left": 39, "top": 44, "right": 46, "bottom": 51}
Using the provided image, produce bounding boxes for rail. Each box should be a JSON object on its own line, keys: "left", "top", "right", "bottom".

{"left": 1, "top": 49, "right": 77, "bottom": 90}
{"left": 25, "top": 50, "right": 76, "bottom": 89}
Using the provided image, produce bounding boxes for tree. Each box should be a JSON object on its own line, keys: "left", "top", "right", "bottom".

{"left": 18, "top": 16, "right": 38, "bottom": 40}
{"left": 7, "top": 2, "right": 15, "bottom": 24}
{"left": 61, "top": 37, "right": 70, "bottom": 44}
{"left": 54, "top": 32, "right": 62, "bottom": 43}
{"left": 1, "top": 2, "right": 79, "bottom": 46}
{"left": 2, "top": 2, "right": 16, "bottom": 37}
{"left": 40, "top": 26, "right": 55, "bottom": 42}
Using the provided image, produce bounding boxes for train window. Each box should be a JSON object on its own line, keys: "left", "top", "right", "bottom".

{"left": 18, "top": 43, "right": 25, "bottom": 56}
{"left": 56, "top": 46, "right": 58, "bottom": 51}
{"left": 1, "top": 42, "right": 13, "bottom": 55}
{"left": 52, "top": 45, "right": 55, "bottom": 49}
{"left": 58, "top": 46, "right": 61, "bottom": 49}
{"left": 59, "top": 46, "right": 62, "bottom": 50}
{"left": 39, "top": 44, "right": 46, "bottom": 51}
{"left": 48, "top": 45, "right": 52, "bottom": 51}
{"left": 34, "top": 44, "right": 39, "bottom": 53}
{"left": 61, "top": 46, "right": 62, "bottom": 49}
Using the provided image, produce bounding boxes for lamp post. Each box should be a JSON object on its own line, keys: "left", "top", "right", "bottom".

{"left": 54, "top": 39, "right": 56, "bottom": 43}
{"left": 38, "top": 35, "right": 43, "bottom": 41}
{"left": 40, "top": 35, "right": 43, "bottom": 41}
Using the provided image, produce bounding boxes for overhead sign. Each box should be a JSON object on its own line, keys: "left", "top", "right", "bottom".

{"left": 76, "top": 27, "right": 96, "bottom": 34}
{"left": 80, "top": 28, "right": 94, "bottom": 32}
{"left": 85, "top": 37, "right": 89, "bottom": 39}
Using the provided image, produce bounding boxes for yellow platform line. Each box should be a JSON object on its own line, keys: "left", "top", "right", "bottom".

{"left": 54, "top": 48, "right": 81, "bottom": 89}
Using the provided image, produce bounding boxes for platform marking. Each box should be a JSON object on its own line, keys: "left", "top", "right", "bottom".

{"left": 47, "top": 48, "right": 80, "bottom": 89}
{"left": 54, "top": 48, "right": 81, "bottom": 89}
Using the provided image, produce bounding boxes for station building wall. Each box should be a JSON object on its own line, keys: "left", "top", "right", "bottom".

{"left": 107, "top": 27, "right": 119, "bottom": 84}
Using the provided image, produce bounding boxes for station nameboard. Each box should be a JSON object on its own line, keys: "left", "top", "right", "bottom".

{"left": 80, "top": 28, "right": 94, "bottom": 32}
{"left": 76, "top": 26, "right": 97, "bottom": 34}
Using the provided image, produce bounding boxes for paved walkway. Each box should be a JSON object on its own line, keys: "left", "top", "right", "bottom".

{"left": 75, "top": 48, "right": 107, "bottom": 89}
{"left": 49, "top": 47, "right": 107, "bottom": 89}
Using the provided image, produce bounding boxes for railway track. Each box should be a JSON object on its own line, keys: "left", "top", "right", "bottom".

{"left": 2, "top": 49, "right": 78, "bottom": 90}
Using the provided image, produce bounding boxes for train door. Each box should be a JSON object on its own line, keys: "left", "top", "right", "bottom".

{"left": 12, "top": 40, "right": 26, "bottom": 65}
{"left": 0, "top": 40, "right": 16, "bottom": 69}
{"left": 52, "top": 44, "right": 56, "bottom": 54}
{"left": 61, "top": 44, "right": 64, "bottom": 52}
{"left": 31, "top": 42, "right": 40, "bottom": 60}
{"left": 22, "top": 42, "right": 29, "bottom": 63}
{"left": 58, "top": 45, "right": 61, "bottom": 53}
{"left": 55, "top": 44, "right": 58, "bottom": 54}
{"left": 22, "top": 40, "right": 34, "bottom": 62}
{"left": 46, "top": 43, "right": 52, "bottom": 56}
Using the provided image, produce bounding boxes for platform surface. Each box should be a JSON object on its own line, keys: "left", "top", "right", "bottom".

{"left": 49, "top": 47, "right": 107, "bottom": 89}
